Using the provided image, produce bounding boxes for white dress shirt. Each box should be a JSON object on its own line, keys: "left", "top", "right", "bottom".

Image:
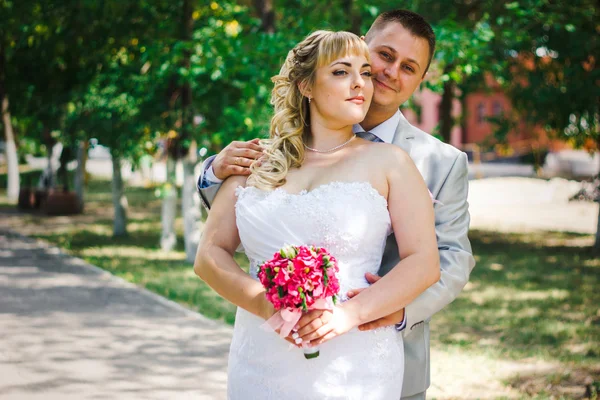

{"left": 352, "top": 109, "right": 401, "bottom": 144}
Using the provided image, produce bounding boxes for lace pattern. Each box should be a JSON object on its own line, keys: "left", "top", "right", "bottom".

{"left": 229, "top": 181, "right": 403, "bottom": 399}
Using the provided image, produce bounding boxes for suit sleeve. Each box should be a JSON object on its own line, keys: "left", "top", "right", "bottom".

{"left": 197, "top": 155, "right": 223, "bottom": 210}
{"left": 403, "top": 151, "right": 476, "bottom": 333}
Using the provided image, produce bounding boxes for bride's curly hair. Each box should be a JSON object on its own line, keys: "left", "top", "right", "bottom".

{"left": 247, "top": 30, "right": 370, "bottom": 191}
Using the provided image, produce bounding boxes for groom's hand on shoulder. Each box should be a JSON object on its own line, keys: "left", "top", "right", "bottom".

{"left": 346, "top": 273, "right": 406, "bottom": 331}
{"left": 213, "top": 138, "right": 264, "bottom": 180}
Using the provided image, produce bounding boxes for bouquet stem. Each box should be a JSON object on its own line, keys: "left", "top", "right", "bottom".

{"left": 303, "top": 346, "right": 320, "bottom": 360}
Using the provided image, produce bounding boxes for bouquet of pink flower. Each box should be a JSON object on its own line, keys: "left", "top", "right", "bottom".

{"left": 258, "top": 244, "right": 340, "bottom": 359}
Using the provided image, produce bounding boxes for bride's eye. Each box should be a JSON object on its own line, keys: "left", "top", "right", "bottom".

{"left": 362, "top": 71, "right": 372, "bottom": 77}
{"left": 333, "top": 70, "right": 348, "bottom": 76}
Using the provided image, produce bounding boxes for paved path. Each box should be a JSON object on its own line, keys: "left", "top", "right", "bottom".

{"left": 0, "top": 230, "right": 231, "bottom": 400}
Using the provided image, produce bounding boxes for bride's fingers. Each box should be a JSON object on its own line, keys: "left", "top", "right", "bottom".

{"left": 300, "top": 323, "right": 334, "bottom": 343}
{"left": 296, "top": 310, "right": 334, "bottom": 337}
{"left": 312, "top": 331, "right": 337, "bottom": 346}
{"left": 295, "top": 310, "right": 323, "bottom": 331}
{"left": 285, "top": 336, "right": 299, "bottom": 346}
{"left": 295, "top": 311, "right": 326, "bottom": 336}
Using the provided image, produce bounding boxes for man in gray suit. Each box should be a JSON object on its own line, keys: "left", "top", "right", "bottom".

{"left": 197, "top": 9, "right": 475, "bottom": 400}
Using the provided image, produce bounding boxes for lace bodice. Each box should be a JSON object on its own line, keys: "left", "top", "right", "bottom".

{"left": 235, "top": 181, "right": 392, "bottom": 298}
{"left": 228, "top": 181, "right": 403, "bottom": 400}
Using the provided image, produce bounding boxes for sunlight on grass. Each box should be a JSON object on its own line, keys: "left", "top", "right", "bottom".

{"left": 466, "top": 286, "right": 570, "bottom": 305}
{"left": 432, "top": 230, "right": 599, "bottom": 366}
{"left": 583, "top": 258, "right": 600, "bottom": 267}
{"left": 80, "top": 246, "right": 187, "bottom": 261}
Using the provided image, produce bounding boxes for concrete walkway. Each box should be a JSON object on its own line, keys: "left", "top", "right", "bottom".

{"left": 0, "top": 230, "right": 231, "bottom": 400}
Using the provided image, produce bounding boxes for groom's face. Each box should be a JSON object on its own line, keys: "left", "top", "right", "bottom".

{"left": 366, "top": 22, "right": 430, "bottom": 110}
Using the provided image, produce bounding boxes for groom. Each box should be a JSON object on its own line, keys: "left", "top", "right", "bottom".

{"left": 197, "top": 9, "right": 475, "bottom": 400}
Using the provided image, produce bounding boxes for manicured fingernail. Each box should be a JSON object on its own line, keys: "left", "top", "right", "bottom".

{"left": 295, "top": 338, "right": 302, "bottom": 344}
{"left": 293, "top": 326, "right": 299, "bottom": 331}
{"left": 292, "top": 332, "right": 299, "bottom": 339}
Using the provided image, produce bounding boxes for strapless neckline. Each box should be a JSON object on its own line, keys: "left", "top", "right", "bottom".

{"left": 237, "top": 180, "right": 388, "bottom": 208}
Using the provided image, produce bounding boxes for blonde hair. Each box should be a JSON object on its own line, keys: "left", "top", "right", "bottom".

{"left": 247, "top": 30, "right": 370, "bottom": 190}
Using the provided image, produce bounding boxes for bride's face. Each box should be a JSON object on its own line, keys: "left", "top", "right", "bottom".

{"left": 308, "top": 53, "right": 373, "bottom": 128}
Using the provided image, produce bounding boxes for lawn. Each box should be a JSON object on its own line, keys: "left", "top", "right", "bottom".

{"left": 1, "top": 173, "right": 598, "bottom": 398}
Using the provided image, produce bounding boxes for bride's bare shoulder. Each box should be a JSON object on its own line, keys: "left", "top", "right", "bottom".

{"left": 362, "top": 142, "right": 412, "bottom": 168}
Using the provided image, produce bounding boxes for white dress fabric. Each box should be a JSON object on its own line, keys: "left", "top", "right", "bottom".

{"left": 229, "top": 181, "right": 404, "bottom": 400}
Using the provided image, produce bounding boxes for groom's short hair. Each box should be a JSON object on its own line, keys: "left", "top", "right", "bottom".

{"left": 365, "top": 9, "right": 436, "bottom": 75}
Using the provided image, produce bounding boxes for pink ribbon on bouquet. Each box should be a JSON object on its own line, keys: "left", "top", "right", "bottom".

{"left": 261, "top": 298, "right": 333, "bottom": 338}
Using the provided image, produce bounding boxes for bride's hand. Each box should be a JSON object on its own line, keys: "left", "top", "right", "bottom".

{"left": 295, "top": 305, "right": 360, "bottom": 346}
{"left": 290, "top": 309, "right": 333, "bottom": 346}
{"left": 258, "top": 297, "right": 300, "bottom": 346}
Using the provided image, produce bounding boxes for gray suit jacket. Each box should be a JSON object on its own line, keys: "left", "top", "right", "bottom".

{"left": 198, "top": 112, "right": 475, "bottom": 398}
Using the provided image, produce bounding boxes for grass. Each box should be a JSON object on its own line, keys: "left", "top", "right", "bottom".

{"left": 431, "top": 230, "right": 599, "bottom": 365}
{"left": 1, "top": 172, "right": 598, "bottom": 397}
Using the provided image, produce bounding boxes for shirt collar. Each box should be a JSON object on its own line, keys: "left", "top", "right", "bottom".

{"left": 353, "top": 110, "right": 401, "bottom": 144}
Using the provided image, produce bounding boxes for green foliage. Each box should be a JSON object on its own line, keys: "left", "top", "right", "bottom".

{"left": 492, "top": 0, "right": 599, "bottom": 147}
{"left": 426, "top": 15, "right": 495, "bottom": 93}
{"left": 3, "top": 0, "right": 598, "bottom": 157}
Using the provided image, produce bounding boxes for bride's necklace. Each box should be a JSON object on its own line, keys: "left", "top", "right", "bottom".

{"left": 304, "top": 134, "right": 356, "bottom": 154}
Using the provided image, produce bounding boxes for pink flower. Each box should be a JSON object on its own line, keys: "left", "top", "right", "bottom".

{"left": 258, "top": 245, "right": 340, "bottom": 312}
{"left": 273, "top": 267, "right": 290, "bottom": 286}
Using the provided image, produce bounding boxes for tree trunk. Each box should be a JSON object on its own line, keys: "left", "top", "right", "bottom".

{"left": 160, "top": 157, "right": 178, "bottom": 251}
{"left": 182, "top": 141, "right": 202, "bottom": 262}
{"left": 74, "top": 140, "right": 87, "bottom": 212}
{"left": 111, "top": 152, "right": 128, "bottom": 237}
{"left": 253, "top": 0, "right": 275, "bottom": 33}
{"left": 342, "top": 0, "right": 362, "bottom": 34}
{"left": 595, "top": 146, "right": 600, "bottom": 252}
{"left": 1, "top": 96, "right": 19, "bottom": 201}
{"left": 595, "top": 202, "right": 600, "bottom": 252}
{"left": 37, "top": 127, "right": 60, "bottom": 190}
{"left": 0, "top": 40, "right": 19, "bottom": 201}
{"left": 439, "top": 65, "right": 455, "bottom": 143}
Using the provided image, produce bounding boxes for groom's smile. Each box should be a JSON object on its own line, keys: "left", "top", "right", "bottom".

{"left": 365, "top": 22, "right": 430, "bottom": 111}
{"left": 373, "top": 77, "right": 398, "bottom": 93}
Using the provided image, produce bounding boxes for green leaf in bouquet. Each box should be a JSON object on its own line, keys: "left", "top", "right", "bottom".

{"left": 300, "top": 292, "right": 308, "bottom": 311}
{"left": 278, "top": 286, "right": 285, "bottom": 299}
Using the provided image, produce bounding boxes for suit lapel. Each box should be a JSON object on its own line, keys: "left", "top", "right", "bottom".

{"left": 391, "top": 112, "right": 433, "bottom": 189}
{"left": 391, "top": 112, "right": 415, "bottom": 155}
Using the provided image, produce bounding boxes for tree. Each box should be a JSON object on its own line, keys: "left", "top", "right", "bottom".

{"left": 488, "top": 1, "right": 599, "bottom": 249}
{"left": 0, "top": 39, "right": 19, "bottom": 200}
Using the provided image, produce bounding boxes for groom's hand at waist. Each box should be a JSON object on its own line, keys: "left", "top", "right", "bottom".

{"left": 347, "top": 272, "right": 405, "bottom": 331}
{"left": 212, "top": 138, "right": 264, "bottom": 180}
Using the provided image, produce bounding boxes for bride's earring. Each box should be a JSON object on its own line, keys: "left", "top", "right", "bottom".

{"left": 308, "top": 97, "right": 311, "bottom": 104}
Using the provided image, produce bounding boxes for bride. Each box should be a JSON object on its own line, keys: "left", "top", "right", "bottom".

{"left": 194, "top": 30, "right": 440, "bottom": 399}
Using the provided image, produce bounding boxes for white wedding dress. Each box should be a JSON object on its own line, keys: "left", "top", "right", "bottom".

{"left": 229, "top": 181, "right": 404, "bottom": 400}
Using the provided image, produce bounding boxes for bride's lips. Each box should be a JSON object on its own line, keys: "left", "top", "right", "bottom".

{"left": 346, "top": 96, "right": 365, "bottom": 104}
{"left": 374, "top": 78, "right": 397, "bottom": 92}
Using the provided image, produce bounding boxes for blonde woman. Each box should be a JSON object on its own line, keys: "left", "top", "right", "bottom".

{"left": 194, "top": 30, "right": 440, "bottom": 399}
